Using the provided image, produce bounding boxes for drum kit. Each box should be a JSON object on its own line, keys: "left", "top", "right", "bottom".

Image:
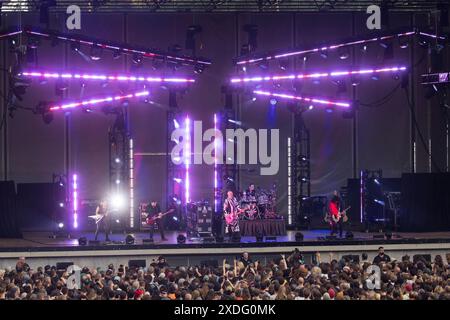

{"left": 239, "top": 187, "right": 277, "bottom": 220}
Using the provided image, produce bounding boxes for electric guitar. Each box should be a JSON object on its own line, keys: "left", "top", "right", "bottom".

{"left": 224, "top": 208, "right": 245, "bottom": 225}
{"left": 88, "top": 213, "right": 107, "bottom": 224}
{"left": 146, "top": 209, "right": 175, "bottom": 225}
{"left": 331, "top": 206, "right": 351, "bottom": 223}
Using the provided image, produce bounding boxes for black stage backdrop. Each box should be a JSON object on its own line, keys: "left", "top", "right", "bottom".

{"left": 0, "top": 181, "right": 21, "bottom": 238}
{"left": 399, "top": 173, "right": 450, "bottom": 232}
{"left": 0, "top": 12, "right": 447, "bottom": 227}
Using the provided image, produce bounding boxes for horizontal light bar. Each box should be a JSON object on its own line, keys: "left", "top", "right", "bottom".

{"left": 421, "top": 72, "right": 450, "bottom": 85}
{"left": 235, "top": 29, "right": 446, "bottom": 65}
{"left": 49, "top": 91, "right": 149, "bottom": 111}
{"left": 231, "top": 66, "right": 407, "bottom": 83}
{"left": 20, "top": 71, "right": 196, "bottom": 84}
{"left": 253, "top": 90, "right": 351, "bottom": 108}
{"left": 0, "top": 26, "right": 211, "bottom": 67}
{"left": 24, "top": 26, "right": 211, "bottom": 67}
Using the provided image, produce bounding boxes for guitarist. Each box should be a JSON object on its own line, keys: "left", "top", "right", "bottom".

{"left": 146, "top": 201, "right": 167, "bottom": 241}
{"left": 223, "top": 191, "right": 243, "bottom": 241}
{"left": 329, "top": 190, "right": 344, "bottom": 238}
{"left": 94, "top": 200, "right": 111, "bottom": 242}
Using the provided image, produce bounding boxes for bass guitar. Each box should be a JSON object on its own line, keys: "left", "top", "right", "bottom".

{"left": 224, "top": 208, "right": 245, "bottom": 225}
{"left": 146, "top": 209, "right": 175, "bottom": 225}
{"left": 330, "top": 206, "right": 351, "bottom": 223}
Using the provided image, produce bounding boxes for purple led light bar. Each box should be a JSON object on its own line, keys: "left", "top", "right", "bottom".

{"left": 231, "top": 66, "right": 407, "bottom": 84}
{"left": 214, "top": 113, "right": 218, "bottom": 213}
{"left": 235, "top": 29, "right": 445, "bottom": 65}
{"left": 253, "top": 90, "right": 351, "bottom": 108}
{"left": 73, "top": 174, "right": 78, "bottom": 229}
{"left": 21, "top": 71, "right": 196, "bottom": 84}
{"left": 185, "top": 117, "right": 191, "bottom": 204}
{"left": 48, "top": 91, "right": 149, "bottom": 111}
{"left": 24, "top": 27, "right": 211, "bottom": 67}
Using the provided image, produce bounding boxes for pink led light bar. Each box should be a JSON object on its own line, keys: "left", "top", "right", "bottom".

{"left": 21, "top": 71, "right": 196, "bottom": 84}
{"left": 231, "top": 66, "right": 407, "bottom": 84}
{"left": 214, "top": 113, "right": 218, "bottom": 213}
{"left": 185, "top": 117, "right": 191, "bottom": 204}
{"left": 235, "top": 29, "right": 446, "bottom": 65}
{"left": 48, "top": 91, "right": 149, "bottom": 111}
{"left": 73, "top": 174, "right": 78, "bottom": 229}
{"left": 253, "top": 90, "right": 351, "bottom": 108}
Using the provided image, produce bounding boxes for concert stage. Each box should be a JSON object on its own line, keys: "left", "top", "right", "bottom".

{"left": 1, "top": 230, "right": 449, "bottom": 270}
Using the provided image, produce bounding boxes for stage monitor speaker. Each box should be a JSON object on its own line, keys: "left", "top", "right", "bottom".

{"left": 231, "top": 234, "right": 241, "bottom": 243}
{"left": 125, "top": 234, "right": 135, "bottom": 245}
{"left": 413, "top": 254, "right": 431, "bottom": 264}
{"left": 201, "top": 259, "right": 218, "bottom": 268}
{"left": 143, "top": 239, "right": 154, "bottom": 244}
{"left": 265, "top": 236, "right": 277, "bottom": 242}
{"left": 128, "top": 259, "right": 146, "bottom": 269}
{"left": 56, "top": 262, "right": 74, "bottom": 270}
{"left": 88, "top": 240, "right": 101, "bottom": 246}
{"left": 373, "top": 234, "right": 385, "bottom": 239}
{"left": 78, "top": 237, "right": 87, "bottom": 246}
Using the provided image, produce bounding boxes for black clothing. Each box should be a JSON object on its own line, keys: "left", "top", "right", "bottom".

{"left": 373, "top": 254, "right": 391, "bottom": 265}
{"left": 94, "top": 206, "right": 111, "bottom": 241}
{"left": 147, "top": 203, "right": 166, "bottom": 240}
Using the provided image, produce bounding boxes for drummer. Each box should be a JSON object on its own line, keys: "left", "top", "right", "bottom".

{"left": 245, "top": 183, "right": 257, "bottom": 202}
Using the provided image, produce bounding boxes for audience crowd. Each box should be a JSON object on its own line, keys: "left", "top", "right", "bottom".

{"left": 1, "top": 247, "right": 449, "bottom": 300}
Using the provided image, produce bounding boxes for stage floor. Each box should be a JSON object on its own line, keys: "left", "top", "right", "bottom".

{"left": 1, "top": 229, "right": 450, "bottom": 250}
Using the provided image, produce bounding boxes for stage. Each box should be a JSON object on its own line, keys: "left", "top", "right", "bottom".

{"left": 1, "top": 229, "right": 449, "bottom": 270}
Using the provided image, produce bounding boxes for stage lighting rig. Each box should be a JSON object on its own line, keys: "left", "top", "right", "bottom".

{"left": 90, "top": 44, "right": 103, "bottom": 61}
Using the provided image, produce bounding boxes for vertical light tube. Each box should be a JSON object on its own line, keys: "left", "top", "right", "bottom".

{"left": 360, "top": 170, "right": 364, "bottom": 224}
{"left": 287, "top": 137, "right": 292, "bottom": 225}
{"left": 185, "top": 117, "right": 191, "bottom": 204}
{"left": 214, "top": 114, "right": 218, "bottom": 212}
{"left": 73, "top": 174, "right": 78, "bottom": 229}
{"left": 129, "top": 138, "right": 134, "bottom": 228}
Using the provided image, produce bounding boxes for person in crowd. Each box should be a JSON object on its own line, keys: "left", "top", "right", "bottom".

{"left": 0, "top": 249, "right": 448, "bottom": 300}
{"left": 373, "top": 246, "right": 391, "bottom": 264}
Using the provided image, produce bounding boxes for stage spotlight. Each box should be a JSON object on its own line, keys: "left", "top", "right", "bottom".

{"left": 361, "top": 44, "right": 369, "bottom": 53}
{"left": 385, "top": 232, "right": 392, "bottom": 240}
{"left": 125, "top": 234, "right": 135, "bottom": 245}
{"left": 173, "top": 178, "right": 182, "bottom": 183}
{"left": 351, "top": 76, "right": 361, "bottom": 87}
{"left": 194, "top": 64, "right": 205, "bottom": 74}
{"left": 115, "top": 158, "right": 121, "bottom": 164}
{"left": 115, "top": 219, "right": 120, "bottom": 224}
{"left": 308, "top": 105, "right": 314, "bottom": 111}
{"left": 258, "top": 61, "right": 269, "bottom": 70}
{"left": 279, "top": 59, "right": 289, "bottom": 70}
{"left": 345, "top": 231, "right": 354, "bottom": 239}
{"left": 382, "top": 42, "right": 394, "bottom": 61}
{"left": 338, "top": 47, "right": 350, "bottom": 60}
{"left": 295, "top": 232, "right": 304, "bottom": 242}
{"left": 371, "top": 74, "right": 380, "bottom": 81}
{"left": 59, "top": 202, "right": 64, "bottom": 208}
{"left": 173, "top": 118, "right": 180, "bottom": 129}
{"left": 110, "top": 194, "right": 126, "bottom": 210}
{"left": 325, "top": 107, "right": 334, "bottom": 113}
{"left": 115, "top": 179, "right": 121, "bottom": 185}
{"left": 320, "top": 50, "right": 328, "bottom": 59}
{"left": 418, "top": 36, "right": 429, "bottom": 48}
{"left": 252, "top": 97, "right": 257, "bottom": 102}
{"left": 425, "top": 84, "right": 439, "bottom": 100}
{"left": 269, "top": 98, "right": 277, "bottom": 106}
{"left": 78, "top": 237, "right": 87, "bottom": 246}
{"left": 132, "top": 53, "right": 143, "bottom": 65}
{"left": 90, "top": 45, "right": 103, "bottom": 61}
{"left": 398, "top": 36, "right": 410, "bottom": 49}
{"left": 58, "top": 222, "right": 64, "bottom": 229}
{"left": 70, "top": 42, "right": 80, "bottom": 52}
{"left": 177, "top": 234, "right": 186, "bottom": 244}
{"left": 374, "top": 199, "right": 385, "bottom": 206}
{"left": 374, "top": 178, "right": 381, "bottom": 185}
